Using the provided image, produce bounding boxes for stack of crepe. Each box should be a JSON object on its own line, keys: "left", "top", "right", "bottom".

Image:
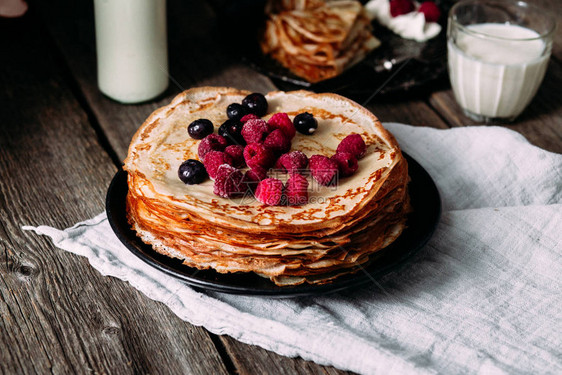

{"left": 123, "top": 87, "right": 410, "bottom": 286}
{"left": 261, "top": 0, "right": 380, "bottom": 83}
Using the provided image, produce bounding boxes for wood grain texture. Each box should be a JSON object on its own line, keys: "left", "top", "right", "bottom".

{"left": 220, "top": 336, "right": 355, "bottom": 375}
{"left": 0, "top": 12, "right": 228, "bottom": 375}
{"left": 364, "top": 97, "right": 450, "bottom": 130}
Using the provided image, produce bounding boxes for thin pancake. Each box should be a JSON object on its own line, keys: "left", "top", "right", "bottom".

{"left": 123, "top": 87, "right": 410, "bottom": 286}
{"left": 261, "top": 0, "right": 380, "bottom": 82}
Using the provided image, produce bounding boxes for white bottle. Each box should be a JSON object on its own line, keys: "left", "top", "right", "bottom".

{"left": 94, "top": 0, "right": 169, "bottom": 104}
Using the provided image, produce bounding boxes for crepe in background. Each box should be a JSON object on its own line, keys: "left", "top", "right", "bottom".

{"left": 261, "top": 0, "right": 380, "bottom": 83}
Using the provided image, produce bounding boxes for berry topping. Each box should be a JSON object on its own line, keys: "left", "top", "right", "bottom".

{"left": 213, "top": 164, "right": 245, "bottom": 198}
{"left": 226, "top": 103, "right": 249, "bottom": 121}
{"left": 218, "top": 119, "right": 245, "bottom": 145}
{"left": 418, "top": 1, "right": 441, "bottom": 23}
{"left": 309, "top": 155, "right": 339, "bottom": 186}
{"left": 203, "top": 150, "right": 233, "bottom": 179}
{"left": 275, "top": 150, "right": 308, "bottom": 174}
{"left": 243, "top": 143, "right": 275, "bottom": 170}
{"left": 178, "top": 159, "right": 208, "bottom": 185}
{"left": 331, "top": 152, "right": 358, "bottom": 177}
{"left": 255, "top": 178, "right": 284, "bottom": 206}
{"left": 293, "top": 112, "right": 318, "bottom": 135}
{"left": 224, "top": 145, "right": 246, "bottom": 168}
{"left": 268, "top": 112, "right": 296, "bottom": 139}
{"left": 240, "top": 113, "right": 260, "bottom": 123}
{"left": 390, "top": 0, "right": 415, "bottom": 17}
{"left": 198, "top": 134, "right": 228, "bottom": 161}
{"left": 241, "top": 118, "right": 271, "bottom": 144}
{"left": 242, "top": 167, "right": 268, "bottom": 193}
{"left": 336, "top": 134, "right": 366, "bottom": 159}
{"left": 188, "top": 119, "right": 214, "bottom": 140}
{"left": 264, "top": 129, "right": 291, "bottom": 154}
{"left": 242, "top": 93, "right": 268, "bottom": 117}
{"left": 285, "top": 174, "right": 309, "bottom": 206}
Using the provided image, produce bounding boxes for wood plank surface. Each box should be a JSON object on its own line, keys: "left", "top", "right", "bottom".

{"left": 4, "top": 0, "right": 560, "bottom": 374}
{"left": 0, "top": 11, "right": 229, "bottom": 375}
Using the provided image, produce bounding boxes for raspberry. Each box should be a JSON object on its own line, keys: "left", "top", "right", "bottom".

{"left": 213, "top": 164, "right": 245, "bottom": 198}
{"left": 198, "top": 134, "right": 228, "bottom": 161}
{"left": 285, "top": 174, "right": 309, "bottom": 206}
{"left": 390, "top": 0, "right": 414, "bottom": 17}
{"left": 240, "top": 113, "right": 259, "bottom": 123}
{"left": 336, "top": 134, "right": 366, "bottom": 159}
{"left": 224, "top": 145, "right": 246, "bottom": 168}
{"left": 242, "top": 167, "right": 268, "bottom": 193}
{"left": 264, "top": 129, "right": 291, "bottom": 155}
{"left": 255, "top": 178, "right": 284, "bottom": 206}
{"left": 203, "top": 150, "right": 233, "bottom": 179}
{"left": 418, "top": 1, "right": 441, "bottom": 22}
{"left": 275, "top": 150, "right": 308, "bottom": 174}
{"left": 309, "top": 155, "right": 339, "bottom": 186}
{"left": 244, "top": 143, "right": 275, "bottom": 170}
{"left": 241, "top": 118, "right": 271, "bottom": 144}
{"left": 331, "top": 152, "right": 358, "bottom": 177}
{"left": 267, "top": 112, "right": 296, "bottom": 139}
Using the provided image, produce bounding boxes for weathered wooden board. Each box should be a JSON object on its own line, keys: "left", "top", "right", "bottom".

{"left": 4, "top": 0, "right": 560, "bottom": 373}
{"left": 0, "top": 12, "right": 228, "bottom": 375}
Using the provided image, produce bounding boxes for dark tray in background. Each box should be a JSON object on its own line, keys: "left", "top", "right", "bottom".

{"left": 213, "top": 0, "right": 452, "bottom": 101}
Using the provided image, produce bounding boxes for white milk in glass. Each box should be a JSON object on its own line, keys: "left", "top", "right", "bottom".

{"left": 448, "top": 23, "right": 549, "bottom": 119}
{"left": 94, "top": 0, "right": 168, "bottom": 103}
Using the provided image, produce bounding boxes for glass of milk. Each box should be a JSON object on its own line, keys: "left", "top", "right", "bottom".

{"left": 94, "top": 0, "right": 169, "bottom": 104}
{"left": 447, "top": 0, "right": 556, "bottom": 123}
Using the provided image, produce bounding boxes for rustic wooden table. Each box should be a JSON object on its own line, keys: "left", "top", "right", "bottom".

{"left": 1, "top": 0, "right": 560, "bottom": 374}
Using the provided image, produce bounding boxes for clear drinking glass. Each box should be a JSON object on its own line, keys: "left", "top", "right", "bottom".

{"left": 447, "top": 0, "right": 556, "bottom": 123}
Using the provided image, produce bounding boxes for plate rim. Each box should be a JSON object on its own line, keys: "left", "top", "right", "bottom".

{"left": 106, "top": 153, "right": 441, "bottom": 297}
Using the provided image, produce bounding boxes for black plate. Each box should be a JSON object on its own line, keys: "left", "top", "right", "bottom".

{"left": 216, "top": 0, "right": 454, "bottom": 100}
{"left": 106, "top": 153, "right": 441, "bottom": 297}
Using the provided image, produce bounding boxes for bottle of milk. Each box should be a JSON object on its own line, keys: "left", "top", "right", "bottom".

{"left": 94, "top": 0, "right": 169, "bottom": 104}
{"left": 447, "top": 0, "right": 555, "bottom": 123}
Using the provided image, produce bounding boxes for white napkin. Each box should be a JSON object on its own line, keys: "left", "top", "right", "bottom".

{"left": 24, "top": 124, "right": 562, "bottom": 375}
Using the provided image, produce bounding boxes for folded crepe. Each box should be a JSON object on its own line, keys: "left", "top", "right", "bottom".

{"left": 123, "top": 87, "right": 410, "bottom": 286}
{"left": 261, "top": 0, "right": 380, "bottom": 83}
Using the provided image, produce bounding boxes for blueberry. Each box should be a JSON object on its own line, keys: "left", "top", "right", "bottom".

{"left": 188, "top": 119, "right": 214, "bottom": 140}
{"left": 218, "top": 119, "right": 246, "bottom": 145}
{"left": 178, "top": 159, "right": 207, "bottom": 185}
{"left": 294, "top": 112, "right": 318, "bottom": 135}
{"left": 226, "top": 103, "right": 249, "bottom": 121}
{"left": 242, "top": 93, "right": 268, "bottom": 117}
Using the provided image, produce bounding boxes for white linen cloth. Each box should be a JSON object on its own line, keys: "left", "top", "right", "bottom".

{"left": 24, "top": 124, "right": 562, "bottom": 374}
